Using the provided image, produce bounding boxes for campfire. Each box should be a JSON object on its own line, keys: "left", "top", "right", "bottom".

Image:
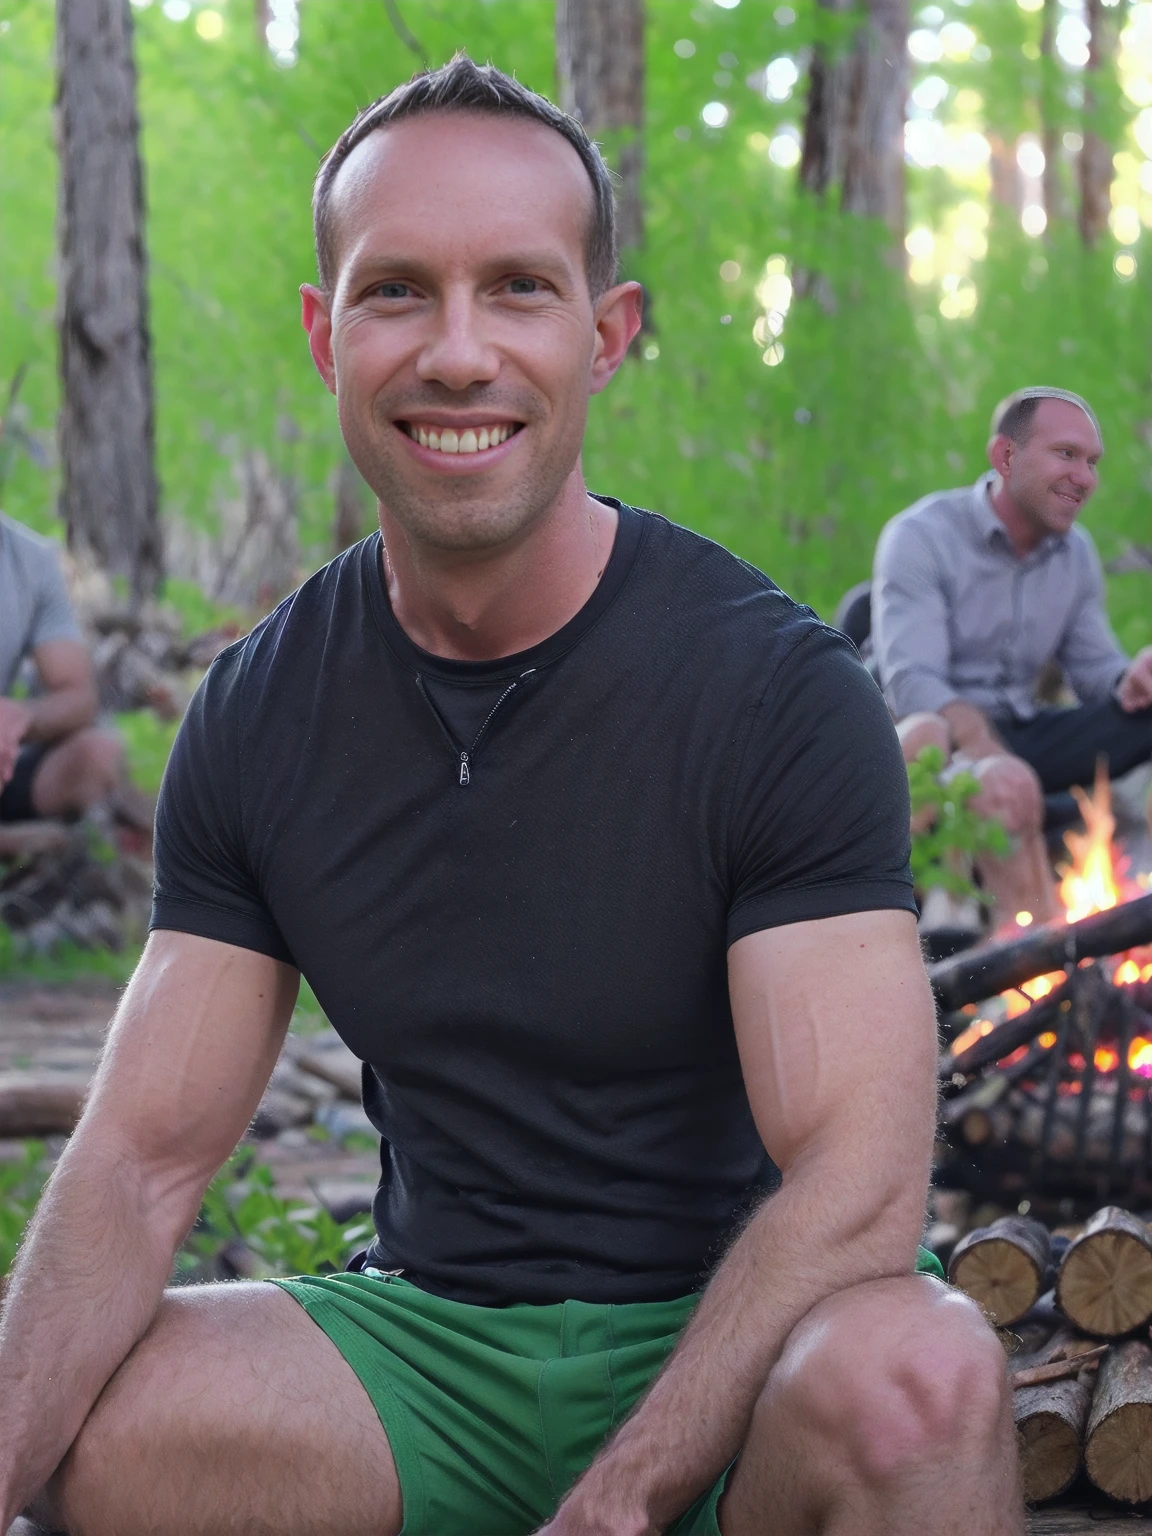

{"left": 936, "top": 766, "right": 1152, "bottom": 1211}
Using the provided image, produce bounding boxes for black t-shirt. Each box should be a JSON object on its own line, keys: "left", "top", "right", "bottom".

{"left": 152, "top": 500, "right": 915, "bottom": 1306}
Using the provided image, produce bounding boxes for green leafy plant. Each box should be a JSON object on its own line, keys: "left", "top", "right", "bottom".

{"left": 0, "top": 1141, "right": 51, "bottom": 1275}
{"left": 178, "top": 1152, "right": 373, "bottom": 1280}
{"left": 908, "top": 745, "right": 1010, "bottom": 901}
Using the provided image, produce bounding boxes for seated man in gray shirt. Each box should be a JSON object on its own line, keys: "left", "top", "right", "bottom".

{"left": 0, "top": 511, "right": 124, "bottom": 825}
{"left": 873, "top": 387, "right": 1152, "bottom": 930}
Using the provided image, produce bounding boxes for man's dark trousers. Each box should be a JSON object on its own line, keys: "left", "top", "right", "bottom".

{"left": 994, "top": 699, "right": 1152, "bottom": 794}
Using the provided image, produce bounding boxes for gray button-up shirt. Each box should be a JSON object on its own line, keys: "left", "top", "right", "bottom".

{"left": 872, "top": 474, "right": 1128, "bottom": 722}
{"left": 0, "top": 512, "right": 82, "bottom": 696}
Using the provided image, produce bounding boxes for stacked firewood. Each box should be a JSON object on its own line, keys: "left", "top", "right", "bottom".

{"left": 949, "top": 1206, "right": 1152, "bottom": 1505}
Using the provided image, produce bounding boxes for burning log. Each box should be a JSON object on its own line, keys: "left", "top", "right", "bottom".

{"left": 942, "top": 993, "right": 1066, "bottom": 1081}
{"left": 948, "top": 1215, "right": 1052, "bottom": 1325}
{"left": 1014, "top": 1374, "right": 1093, "bottom": 1502}
{"left": 1085, "top": 1338, "right": 1152, "bottom": 1504}
{"left": 929, "top": 893, "right": 1152, "bottom": 1015}
{"left": 1056, "top": 1206, "right": 1152, "bottom": 1337}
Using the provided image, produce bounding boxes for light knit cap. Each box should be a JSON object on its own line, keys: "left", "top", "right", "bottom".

{"left": 990, "top": 386, "right": 1103, "bottom": 449}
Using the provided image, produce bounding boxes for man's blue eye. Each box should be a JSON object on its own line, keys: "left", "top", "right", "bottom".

{"left": 509, "top": 278, "right": 538, "bottom": 294}
{"left": 376, "top": 283, "right": 409, "bottom": 299}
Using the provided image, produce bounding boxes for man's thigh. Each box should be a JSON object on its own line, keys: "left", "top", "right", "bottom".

{"left": 44, "top": 1281, "right": 401, "bottom": 1536}
{"left": 997, "top": 700, "right": 1152, "bottom": 793}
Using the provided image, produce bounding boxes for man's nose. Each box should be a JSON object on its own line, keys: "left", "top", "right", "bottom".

{"left": 415, "top": 293, "right": 500, "bottom": 391}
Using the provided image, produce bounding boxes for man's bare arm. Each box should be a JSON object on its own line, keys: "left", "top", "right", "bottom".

{"left": 541, "top": 909, "right": 938, "bottom": 1536}
{"left": 0, "top": 930, "right": 298, "bottom": 1525}
{"left": 24, "top": 639, "right": 100, "bottom": 744}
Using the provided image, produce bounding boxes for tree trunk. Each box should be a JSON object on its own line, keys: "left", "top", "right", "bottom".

{"left": 56, "top": 0, "right": 161, "bottom": 608}
{"left": 1040, "top": 0, "right": 1063, "bottom": 227}
{"left": 555, "top": 0, "right": 644, "bottom": 252}
{"left": 254, "top": 0, "right": 271, "bottom": 48}
{"left": 1080, "top": 0, "right": 1125, "bottom": 247}
{"left": 799, "top": 0, "right": 909, "bottom": 238}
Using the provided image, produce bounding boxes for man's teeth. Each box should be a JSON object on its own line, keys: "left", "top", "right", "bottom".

{"left": 408, "top": 424, "right": 515, "bottom": 454}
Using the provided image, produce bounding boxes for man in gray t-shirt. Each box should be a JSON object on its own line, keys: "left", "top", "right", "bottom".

{"left": 0, "top": 512, "right": 124, "bottom": 824}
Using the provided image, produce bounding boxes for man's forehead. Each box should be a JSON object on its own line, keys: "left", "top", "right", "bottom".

{"left": 1032, "top": 396, "right": 1103, "bottom": 451}
{"left": 327, "top": 112, "right": 593, "bottom": 267}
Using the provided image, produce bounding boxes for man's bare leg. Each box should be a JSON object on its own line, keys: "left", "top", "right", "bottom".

{"left": 719, "top": 1276, "right": 1022, "bottom": 1536}
{"left": 36, "top": 1282, "right": 401, "bottom": 1536}
{"left": 969, "top": 755, "right": 1058, "bottom": 930}
{"left": 30, "top": 729, "right": 123, "bottom": 820}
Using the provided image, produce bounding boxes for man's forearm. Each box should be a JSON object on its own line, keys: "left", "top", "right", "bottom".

{"left": 22, "top": 684, "right": 98, "bottom": 744}
{"left": 940, "top": 700, "right": 1002, "bottom": 760}
{"left": 550, "top": 1166, "right": 927, "bottom": 1533}
{"left": 0, "top": 1126, "right": 202, "bottom": 1522}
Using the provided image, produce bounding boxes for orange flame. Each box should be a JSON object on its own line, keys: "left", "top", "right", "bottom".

{"left": 1059, "top": 759, "right": 1122, "bottom": 923}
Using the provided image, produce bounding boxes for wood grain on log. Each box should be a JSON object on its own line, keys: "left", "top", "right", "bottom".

{"left": 1085, "top": 1338, "right": 1152, "bottom": 1503}
{"left": 1015, "top": 1375, "right": 1092, "bottom": 1503}
{"left": 929, "top": 894, "right": 1152, "bottom": 1013}
{"left": 0, "top": 1071, "right": 90, "bottom": 1137}
{"left": 1057, "top": 1207, "right": 1152, "bottom": 1337}
{"left": 949, "top": 1216, "right": 1051, "bottom": 1325}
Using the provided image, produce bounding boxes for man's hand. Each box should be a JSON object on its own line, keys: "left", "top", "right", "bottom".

{"left": 0, "top": 696, "right": 31, "bottom": 786}
{"left": 1116, "top": 646, "right": 1152, "bottom": 713}
{"left": 940, "top": 699, "right": 1002, "bottom": 764}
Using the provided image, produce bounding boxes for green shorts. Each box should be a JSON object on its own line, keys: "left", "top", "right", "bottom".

{"left": 274, "top": 1246, "right": 944, "bottom": 1536}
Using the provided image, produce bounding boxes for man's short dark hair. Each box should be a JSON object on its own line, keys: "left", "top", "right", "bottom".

{"left": 313, "top": 54, "right": 618, "bottom": 298}
{"left": 990, "top": 387, "right": 1102, "bottom": 448}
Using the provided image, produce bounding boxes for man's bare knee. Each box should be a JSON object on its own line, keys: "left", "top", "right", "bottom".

{"left": 897, "top": 712, "right": 951, "bottom": 764}
{"left": 971, "top": 753, "right": 1044, "bottom": 835}
{"left": 754, "top": 1279, "right": 1009, "bottom": 1485}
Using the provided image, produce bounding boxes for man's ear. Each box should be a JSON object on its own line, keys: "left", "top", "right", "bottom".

{"left": 301, "top": 284, "right": 337, "bottom": 396}
{"left": 987, "top": 432, "right": 1012, "bottom": 479}
{"left": 589, "top": 281, "right": 644, "bottom": 396}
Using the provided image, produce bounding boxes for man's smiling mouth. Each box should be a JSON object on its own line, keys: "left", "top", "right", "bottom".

{"left": 400, "top": 421, "right": 523, "bottom": 455}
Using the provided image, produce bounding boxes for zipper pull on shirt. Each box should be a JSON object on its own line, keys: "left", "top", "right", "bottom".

{"left": 459, "top": 753, "right": 471, "bottom": 787}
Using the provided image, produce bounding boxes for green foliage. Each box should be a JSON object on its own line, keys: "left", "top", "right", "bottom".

{"left": 908, "top": 745, "right": 1010, "bottom": 900}
{"left": 115, "top": 710, "right": 182, "bottom": 796}
{"left": 1, "top": 0, "right": 1149, "bottom": 644}
{"left": 177, "top": 1152, "right": 373, "bottom": 1280}
{"left": 0, "top": 922, "right": 140, "bottom": 984}
{"left": 0, "top": 1141, "right": 50, "bottom": 1276}
{"left": 1, "top": 1145, "right": 370, "bottom": 1281}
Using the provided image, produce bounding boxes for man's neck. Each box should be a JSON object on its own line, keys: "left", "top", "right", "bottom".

{"left": 379, "top": 473, "right": 618, "bottom": 662}
{"left": 986, "top": 474, "right": 1042, "bottom": 557}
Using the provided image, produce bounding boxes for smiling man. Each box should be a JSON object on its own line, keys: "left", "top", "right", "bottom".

{"left": 1, "top": 58, "right": 1019, "bottom": 1536}
{"left": 874, "top": 388, "right": 1152, "bottom": 932}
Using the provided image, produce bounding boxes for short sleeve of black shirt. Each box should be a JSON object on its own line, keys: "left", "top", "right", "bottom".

{"left": 726, "top": 624, "right": 916, "bottom": 946}
{"left": 151, "top": 643, "right": 294, "bottom": 964}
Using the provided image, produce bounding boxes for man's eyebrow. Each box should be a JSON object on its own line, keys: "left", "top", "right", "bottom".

{"left": 344, "top": 250, "right": 579, "bottom": 287}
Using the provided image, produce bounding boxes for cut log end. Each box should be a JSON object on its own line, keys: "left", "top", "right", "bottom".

{"left": 1017, "top": 1412, "right": 1082, "bottom": 1503}
{"left": 948, "top": 1219, "right": 1049, "bottom": 1325}
{"left": 1058, "top": 1211, "right": 1152, "bottom": 1337}
{"left": 1086, "top": 1399, "right": 1152, "bottom": 1503}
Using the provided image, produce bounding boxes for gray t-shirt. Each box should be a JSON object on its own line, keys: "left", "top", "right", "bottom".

{"left": 0, "top": 512, "right": 83, "bottom": 696}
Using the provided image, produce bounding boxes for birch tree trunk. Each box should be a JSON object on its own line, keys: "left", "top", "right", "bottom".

{"left": 1080, "top": 0, "right": 1125, "bottom": 246}
{"left": 800, "top": 0, "right": 910, "bottom": 238}
{"left": 56, "top": 0, "right": 161, "bottom": 607}
{"left": 555, "top": 0, "right": 645, "bottom": 252}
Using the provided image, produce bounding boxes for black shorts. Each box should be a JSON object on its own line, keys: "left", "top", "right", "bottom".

{"left": 0, "top": 743, "right": 50, "bottom": 822}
